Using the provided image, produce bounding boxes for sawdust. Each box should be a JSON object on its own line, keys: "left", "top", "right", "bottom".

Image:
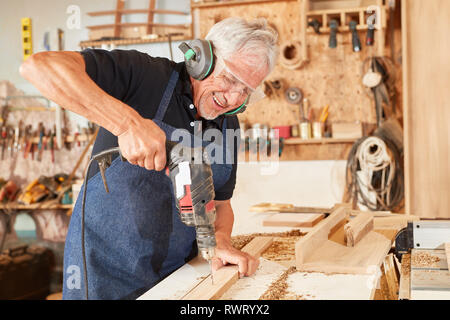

{"left": 262, "top": 236, "right": 302, "bottom": 262}
{"left": 259, "top": 267, "right": 307, "bottom": 300}
{"left": 231, "top": 230, "right": 304, "bottom": 250}
{"left": 401, "top": 253, "right": 411, "bottom": 276}
{"left": 411, "top": 251, "right": 441, "bottom": 268}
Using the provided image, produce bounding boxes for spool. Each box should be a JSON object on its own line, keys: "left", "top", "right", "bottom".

{"left": 279, "top": 41, "right": 306, "bottom": 70}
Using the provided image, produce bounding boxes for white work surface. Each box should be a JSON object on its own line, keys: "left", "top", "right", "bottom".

{"left": 139, "top": 161, "right": 378, "bottom": 300}
{"left": 138, "top": 212, "right": 377, "bottom": 300}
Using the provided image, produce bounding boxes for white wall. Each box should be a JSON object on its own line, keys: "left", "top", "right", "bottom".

{"left": 0, "top": 0, "right": 190, "bottom": 94}
{"left": 231, "top": 160, "right": 347, "bottom": 235}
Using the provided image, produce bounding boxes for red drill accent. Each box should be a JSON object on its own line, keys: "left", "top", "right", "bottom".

{"left": 179, "top": 185, "right": 193, "bottom": 213}
{"left": 205, "top": 200, "right": 215, "bottom": 212}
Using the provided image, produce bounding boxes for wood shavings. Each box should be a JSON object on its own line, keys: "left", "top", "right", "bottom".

{"left": 231, "top": 230, "right": 304, "bottom": 250}
{"left": 262, "top": 236, "right": 302, "bottom": 262}
{"left": 411, "top": 251, "right": 441, "bottom": 268}
{"left": 258, "top": 267, "right": 305, "bottom": 300}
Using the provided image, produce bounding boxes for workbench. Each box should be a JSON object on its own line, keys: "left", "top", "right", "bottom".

{"left": 139, "top": 209, "right": 386, "bottom": 300}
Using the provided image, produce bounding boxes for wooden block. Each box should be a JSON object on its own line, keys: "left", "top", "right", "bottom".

{"left": 373, "top": 215, "right": 420, "bottom": 230}
{"left": 295, "top": 206, "right": 348, "bottom": 266}
{"left": 331, "top": 122, "right": 363, "bottom": 139}
{"left": 344, "top": 212, "right": 374, "bottom": 247}
{"left": 181, "top": 237, "right": 273, "bottom": 300}
{"left": 295, "top": 206, "right": 392, "bottom": 274}
{"left": 262, "top": 213, "right": 324, "bottom": 227}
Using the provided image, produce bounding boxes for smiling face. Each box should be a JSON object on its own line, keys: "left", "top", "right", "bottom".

{"left": 190, "top": 52, "right": 269, "bottom": 120}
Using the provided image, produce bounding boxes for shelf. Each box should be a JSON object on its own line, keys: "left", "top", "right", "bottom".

{"left": 86, "top": 23, "right": 189, "bottom": 30}
{"left": 283, "top": 137, "right": 357, "bottom": 145}
{"left": 80, "top": 34, "right": 191, "bottom": 49}
{"left": 0, "top": 202, "right": 72, "bottom": 211}
{"left": 87, "top": 9, "right": 188, "bottom": 16}
{"left": 191, "top": 0, "right": 297, "bottom": 9}
{"left": 306, "top": 5, "right": 387, "bottom": 33}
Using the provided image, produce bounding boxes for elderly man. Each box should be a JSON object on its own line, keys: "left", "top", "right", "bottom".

{"left": 20, "top": 17, "right": 278, "bottom": 299}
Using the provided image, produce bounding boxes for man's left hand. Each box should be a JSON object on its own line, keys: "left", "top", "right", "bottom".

{"left": 211, "top": 236, "right": 259, "bottom": 278}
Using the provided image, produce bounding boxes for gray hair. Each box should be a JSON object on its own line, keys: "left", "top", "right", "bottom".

{"left": 205, "top": 17, "right": 278, "bottom": 74}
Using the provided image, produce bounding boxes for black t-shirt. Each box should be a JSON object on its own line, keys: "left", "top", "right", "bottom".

{"left": 81, "top": 49, "right": 239, "bottom": 200}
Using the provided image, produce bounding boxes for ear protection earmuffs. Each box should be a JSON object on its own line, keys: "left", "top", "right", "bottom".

{"left": 179, "top": 40, "right": 247, "bottom": 116}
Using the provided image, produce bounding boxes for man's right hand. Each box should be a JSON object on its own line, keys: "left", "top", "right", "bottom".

{"left": 117, "top": 117, "right": 167, "bottom": 171}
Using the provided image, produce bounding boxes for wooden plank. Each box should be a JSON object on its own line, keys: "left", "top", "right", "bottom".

{"left": 87, "top": 9, "right": 187, "bottom": 16}
{"left": 296, "top": 206, "right": 392, "bottom": 274}
{"left": 373, "top": 215, "right": 420, "bottom": 230}
{"left": 284, "top": 137, "right": 356, "bottom": 145}
{"left": 147, "top": 0, "right": 156, "bottom": 35}
{"left": 344, "top": 212, "right": 374, "bottom": 247}
{"left": 295, "top": 205, "right": 348, "bottom": 266}
{"left": 262, "top": 213, "right": 324, "bottom": 227}
{"left": 383, "top": 253, "right": 399, "bottom": 300}
{"left": 114, "top": 0, "right": 125, "bottom": 37}
{"left": 191, "top": 0, "right": 297, "bottom": 9}
{"left": 87, "top": 23, "right": 189, "bottom": 30}
{"left": 411, "top": 269, "right": 450, "bottom": 291}
{"left": 402, "top": 0, "right": 450, "bottom": 218}
{"left": 445, "top": 243, "right": 450, "bottom": 265}
{"left": 398, "top": 253, "right": 411, "bottom": 300}
{"left": 181, "top": 237, "right": 273, "bottom": 300}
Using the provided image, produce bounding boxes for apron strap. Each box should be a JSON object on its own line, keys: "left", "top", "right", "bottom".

{"left": 154, "top": 69, "right": 180, "bottom": 121}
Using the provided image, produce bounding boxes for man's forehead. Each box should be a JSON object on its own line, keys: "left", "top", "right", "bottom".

{"left": 222, "top": 53, "right": 268, "bottom": 90}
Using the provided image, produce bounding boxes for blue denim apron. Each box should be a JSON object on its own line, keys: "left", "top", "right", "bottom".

{"left": 63, "top": 69, "right": 233, "bottom": 300}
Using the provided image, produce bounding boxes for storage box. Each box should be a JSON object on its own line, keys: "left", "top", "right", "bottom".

{"left": 331, "top": 122, "right": 363, "bottom": 139}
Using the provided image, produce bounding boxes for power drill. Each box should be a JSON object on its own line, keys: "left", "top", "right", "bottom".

{"left": 164, "top": 140, "right": 217, "bottom": 261}
{"left": 94, "top": 141, "right": 217, "bottom": 261}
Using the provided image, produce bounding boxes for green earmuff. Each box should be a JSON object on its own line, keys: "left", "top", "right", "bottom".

{"left": 179, "top": 39, "right": 215, "bottom": 81}
{"left": 179, "top": 40, "right": 248, "bottom": 116}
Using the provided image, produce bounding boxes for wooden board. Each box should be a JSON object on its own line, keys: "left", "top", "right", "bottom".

{"left": 383, "top": 253, "right": 399, "bottom": 300}
{"left": 398, "top": 253, "right": 411, "bottom": 300}
{"left": 411, "top": 270, "right": 450, "bottom": 291}
{"left": 410, "top": 248, "right": 450, "bottom": 300}
{"left": 181, "top": 237, "right": 273, "bottom": 300}
{"left": 446, "top": 243, "right": 450, "bottom": 265}
{"left": 402, "top": 0, "right": 450, "bottom": 218}
{"left": 262, "top": 213, "right": 324, "bottom": 227}
{"left": 295, "top": 206, "right": 392, "bottom": 274}
{"left": 344, "top": 212, "right": 373, "bottom": 247}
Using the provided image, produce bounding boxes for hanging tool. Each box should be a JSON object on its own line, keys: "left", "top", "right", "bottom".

{"left": 366, "top": 24, "right": 375, "bottom": 46}
{"left": 308, "top": 19, "right": 321, "bottom": 34}
{"left": 349, "top": 21, "right": 362, "bottom": 52}
{"left": 329, "top": 19, "right": 338, "bottom": 49}
{"left": 285, "top": 87, "right": 306, "bottom": 121}
{"left": 362, "top": 57, "right": 392, "bottom": 127}
{"left": 1, "top": 127, "right": 7, "bottom": 160}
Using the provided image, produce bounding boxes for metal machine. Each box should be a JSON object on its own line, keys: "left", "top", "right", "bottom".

{"left": 394, "top": 220, "right": 450, "bottom": 260}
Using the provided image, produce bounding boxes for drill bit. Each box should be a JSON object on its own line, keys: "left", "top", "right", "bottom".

{"left": 208, "top": 259, "right": 214, "bottom": 285}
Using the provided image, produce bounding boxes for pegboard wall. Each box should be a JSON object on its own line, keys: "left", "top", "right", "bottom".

{"left": 192, "top": 0, "right": 402, "bottom": 137}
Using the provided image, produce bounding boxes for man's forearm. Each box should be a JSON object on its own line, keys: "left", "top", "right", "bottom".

{"left": 19, "top": 51, "right": 140, "bottom": 136}
{"left": 214, "top": 200, "right": 234, "bottom": 243}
